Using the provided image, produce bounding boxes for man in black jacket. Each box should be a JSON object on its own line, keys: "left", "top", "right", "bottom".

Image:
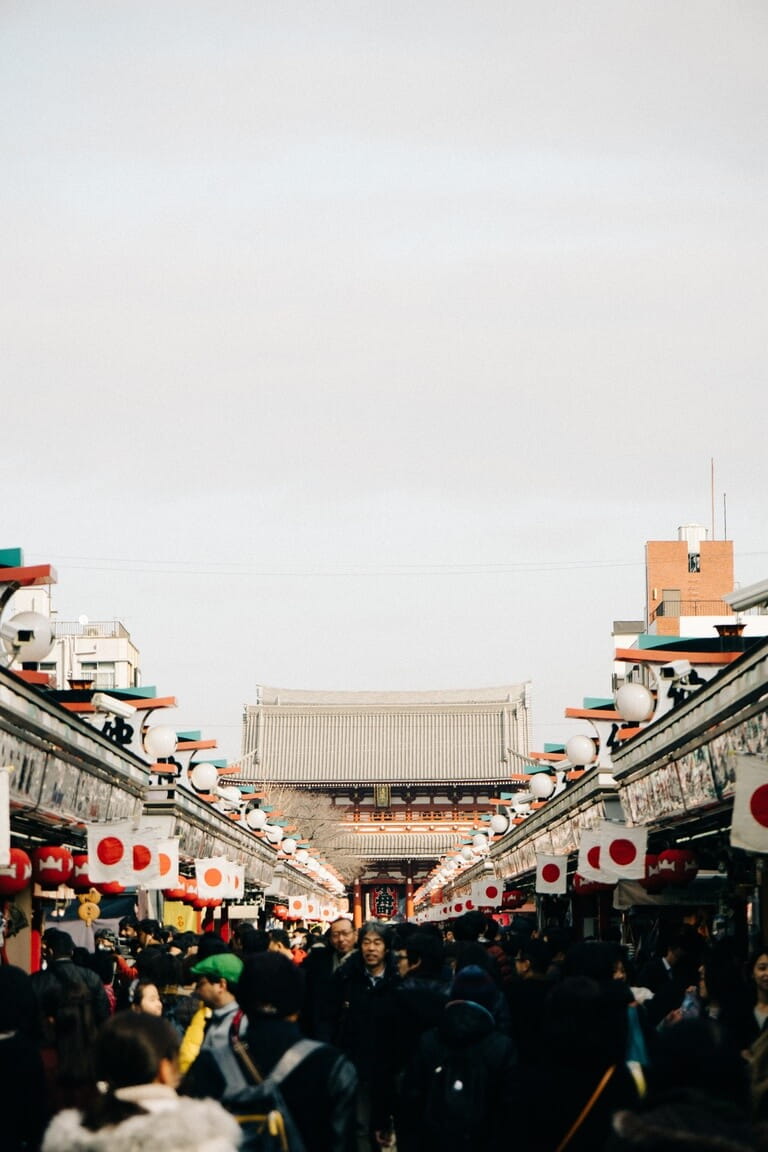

{"left": 301, "top": 915, "right": 357, "bottom": 1040}
{"left": 330, "top": 921, "right": 401, "bottom": 1152}
{"left": 31, "top": 928, "right": 110, "bottom": 1024}
{"left": 226, "top": 952, "right": 358, "bottom": 1152}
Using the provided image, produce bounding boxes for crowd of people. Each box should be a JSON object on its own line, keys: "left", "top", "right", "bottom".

{"left": 5, "top": 910, "right": 768, "bottom": 1151}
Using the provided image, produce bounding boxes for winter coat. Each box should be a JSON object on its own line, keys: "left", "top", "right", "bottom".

{"left": 42, "top": 1083, "right": 240, "bottom": 1152}
{"left": 398, "top": 999, "right": 516, "bottom": 1152}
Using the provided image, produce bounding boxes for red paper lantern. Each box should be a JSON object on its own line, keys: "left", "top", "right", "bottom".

{"left": 182, "top": 876, "right": 198, "bottom": 905}
{"left": 0, "top": 848, "right": 33, "bottom": 896}
{"left": 572, "top": 873, "right": 613, "bottom": 895}
{"left": 272, "top": 904, "right": 289, "bottom": 920}
{"left": 32, "top": 845, "right": 74, "bottom": 888}
{"left": 163, "top": 882, "right": 187, "bottom": 901}
{"left": 70, "top": 853, "right": 93, "bottom": 892}
{"left": 95, "top": 880, "right": 126, "bottom": 896}
{"left": 639, "top": 854, "right": 665, "bottom": 894}
{"left": 502, "top": 889, "right": 525, "bottom": 909}
{"left": 657, "top": 849, "right": 698, "bottom": 887}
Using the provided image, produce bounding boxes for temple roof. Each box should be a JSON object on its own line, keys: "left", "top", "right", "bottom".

{"left": 241, "top": 683, "right": 532, "bottom": 784}
{"left": 332, "top": 831, "right": 460, "bottom": 858}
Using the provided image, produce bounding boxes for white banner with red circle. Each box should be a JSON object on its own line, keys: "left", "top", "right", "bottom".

{"left": 731, "top": 753, "right": 768, "bottom": 852}
{"left": 597, "top": 821, "right": 647, "bottom": 879}
{"left": 576, "top": 830, "right": 613, "bottom": 884}
{"left": 87, "top": 821, "right": 136, "bottom": 884}
{"left": 535, "top": 854, "right": 568, "bottom": 894}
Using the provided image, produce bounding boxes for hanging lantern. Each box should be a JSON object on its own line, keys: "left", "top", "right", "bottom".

{"left": 143, "top": 724, "right": 178, "bottom": 760}
{"left": 272, "top": 903, "right": 289, "bottom": 920}
{"left": 615, "top": 682, "right": 654, "bottom": 723}
{"left": 502, "top": 888, "right": 525, "bottom": 909}
{"left": 566, "top": 734, "right": 597, "bottom": 767}
{"left": 657, "top": 848, "right": 698, "bottom": 886}
{"left": 190, "top": 762, "right": 219, "bottom": 793}
{"left": 245, "top": 807, "right": 267, "bottom": 831}
{"left": 281, "top": 838, "right": 297, "bottom": 855}
{"left": 472, "top": 833, "right": 488, "bottom": 853}
{"left": 572, "top": 873, "right": 612, "bottom": 895}
{"left": 460, "top": 845, "right": 475, "bottom": 862}
{"left": 265, "top": 824, "right": 283, "bottom": 845}
{"left": 182, "top": 876, "right": 198, "bottom": 905}
{"left": 32, "top": 845, "right": 75, "bottom": 888}
{"left": 530, "top": 772, "right": 555, "bottom": 800}
{"left": 94, "top": 880, "right": 126, "bottom": 896}
{"left": 70, "top": 853, "right": 93, "bottom": 892}
{"left": 639, "top": 854, "right": 665, "bottom": 894}
{"left": 295, "top": 848, "right": 309, "bottom": 864}
{"left": 0, "top": 847, "right": 32, "bottom": 896}
{"left": 490, "top": 813, "right": 510, "bottom": 835}
{"left": 163, "top": 881, "right": 187, "bottom": 901}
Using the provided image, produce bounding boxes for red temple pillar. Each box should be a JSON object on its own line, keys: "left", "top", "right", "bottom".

{"left": 405, "top": 876, "right": 414, "bottom": 920}
{"left": 353, "top": 879, "right": 363, "bottom": 929}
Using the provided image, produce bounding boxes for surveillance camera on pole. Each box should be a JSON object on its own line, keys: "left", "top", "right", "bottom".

{"left": 91, "top": 692, "right": 136, "bottom": 720}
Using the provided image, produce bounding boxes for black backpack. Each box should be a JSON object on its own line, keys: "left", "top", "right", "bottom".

{"left": 420, "top": 1031, "right": 507, "bottom": 1152}
{"left": 226, "top": 1036, "right": 322, "bottom": 1152}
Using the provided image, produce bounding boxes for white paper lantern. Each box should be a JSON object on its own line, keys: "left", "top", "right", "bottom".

{"left": 143, "top": 724, "right": 178, "bottom": 759}
{"left": 490, "top": 813, "right": 510, "bottom": 835}
{"left": 217, "top": 785, "right": 242, "bottom": 806}
{"left": 281, "top": 837, "right": 297, "bottom": 855}
{"left": 530, "top": 772, "right": 555, "bottom": 799}
{"left": 190, "top": 762, "right": 219, "bottom": 792}
{"left": 472, "top": 833, "right": 488, "bottom": 852}
{"left": 245, "top": 807, "right": 267, "bottom": 830}
{"left": 265, "top": 823, "right": 283, "bottom": 845}
{"left": 566, "top": 733, "right": 597, "bottom": 766}
{"left": 615, "top": 682, "right": 654, "bottom": 723}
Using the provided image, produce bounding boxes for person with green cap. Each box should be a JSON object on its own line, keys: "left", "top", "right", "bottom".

{"left": 179, "top": 952, "right": 250, "bottom": 1100}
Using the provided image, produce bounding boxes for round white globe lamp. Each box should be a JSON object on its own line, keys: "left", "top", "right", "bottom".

{"left": 245, "top": 807, "right": 267, "bottom": 830}
{"left": 281, "top": 837, "right": 297, "bottom": 855}
{"left": 490, "top": 813, "right": 510, "bottom": 835}
{"left": 461, "top": 845, "right": 475, "bottom": 861}
{"left": 566, "top": 734, "right": 597, "bottom": 767}
{"left": 472, "top": 833, "right": 488, "bottom": 852}
{"left": 217, "top": 785, "right": 242, "bottom": 806}
{"left": 265, "top": 823, "right": 283, "bottom": 845}
{"left": 143, "top": 725, "right": 178, "bottom": 760}
{"left": 295, "top": 848, "right": 309, "bottom": 864}
{"left": 530, "top": 772, "right": 555, "bottom": 799}
{"left": 190, "top": 762, "right": 219, "bottom": 792}
{"left": 615, "top": 682, "right": 654, "bottom": 723}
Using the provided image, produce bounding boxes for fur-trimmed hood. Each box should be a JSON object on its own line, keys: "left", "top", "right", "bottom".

{"left": 42, "top": 1088, "right": 241, "bottom": 1152}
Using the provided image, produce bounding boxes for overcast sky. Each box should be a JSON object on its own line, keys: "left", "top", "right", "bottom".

{"left": 3, "top": 2, "right": 767, "bottom": 763}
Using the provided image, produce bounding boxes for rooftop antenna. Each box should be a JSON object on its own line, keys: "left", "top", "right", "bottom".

{"left": 723, "top": 492, "right": 728, "bottom": 541}
{"left": 710, "top": 457, "right": 715, "bottom": 540}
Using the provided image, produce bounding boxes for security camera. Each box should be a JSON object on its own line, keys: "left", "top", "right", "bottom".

{"left": 0, "top": 611, "right": 55, "bottom": 665}
{"left": 91, "top": 692, "right": 136, "bottom": 720}
{"left": 658, "top": 659, "right": 692, "bottom": 680}
{"left": 725, "top": 578, "right": 768, "bottom": 614}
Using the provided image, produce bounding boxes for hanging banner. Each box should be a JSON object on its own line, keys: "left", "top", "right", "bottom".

{"left": 87, "top": 821, "right": 136, "bottom": 884}
{"left": 597, "top": 821, "right": 647, "bottom": 880}
{"left": 577, "top": 830, "right": 614, "bottom": 884}
{"left": 470, "top": 878, "right": 504, "bottom": 908}
{"left": 287, "top": 894, "right": 308, "bottom": 919}
{"left": 142, "top": 836, "right": 180, "bottom": 891}
{"left": 0, "top": 765, "right": 11, "bottom": 867}
{"left": 535, "top": 854, "right": 568, "bottom": 894}
{"left": 731, "top": 754, "right": 768, "bottom": 852}
{"left": 195, "top": 856, "right": 232, "bottom": 899}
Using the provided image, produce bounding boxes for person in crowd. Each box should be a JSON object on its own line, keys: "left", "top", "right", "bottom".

{"left": 516, "top": 975, "right": 641, "bottom": 1152}
{"left": 134, "top": 918, "right": 165, "bottom": 980}
{"left": 232, "top": 923, "right": 269, "bottom": 956}
{"left": 482, "top": 917, "right": 515, "bottom": 987}
{"left": 301, "top": 915, "right": 357, "bottom": 1040}
{"left": 131, "top": 980, "right": 164, "bottom": 1016}
{"left": 177, "top": 933, "right": 232, "bottom": 1075}
{"left": 0, "top": 964, "right": 48, "bottom": 1152}
{"left": 397, "top": 963, "right": 516, "bottom": 1152}
{"left": 118, "top": 914, "right": 140, "bottom": 954}
{"left": 32, "top": 928, "right": 111, "bottom": 1026}
{"left": 41, "top": 1011, "right": 240, "bottom": 1152}
{"left": 179, "top": 952, "right": 249, "bottom": 1099}
{"left": 393, "top": 929, "right": 450, "bottom": 1062}
{"left": 223, "top": 951, "right": 358, "bottom": 1152}
{"left": 743, "top": 948, "right": 768, "bottom": 1049}
{"left": 268, "top": 927, "right": 297, "bottom": 961}
{"left": 329, "top": 921, "right": 401, "bottom": 1151}
{"left": 607, "top": 1089, "right": 755, "bottom": 1152}
{"left": 506, "top": 936, "right": 553, "bottom": 1064}
{"left": 636, "top": 928, "right": 703, "bottom": 1027}
{"left": 152, "top": 951, "right": 197, "bottom": 1037}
